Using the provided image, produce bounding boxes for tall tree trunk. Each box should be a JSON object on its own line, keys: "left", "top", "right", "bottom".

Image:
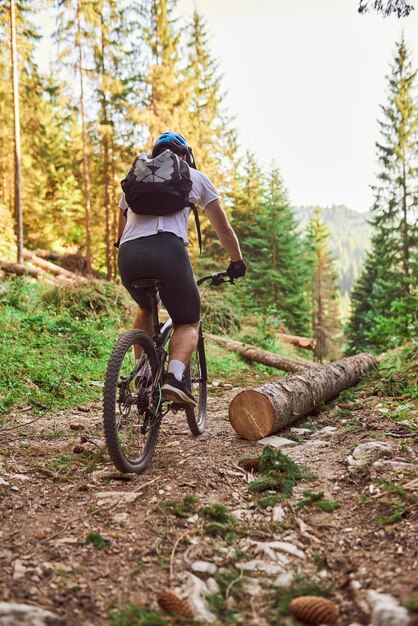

{"left": 314, "top": 246, "right": 324, "bottom": 363}
{"left": 76, "top": 0, "right": 92, "bottom": 276}
{"left": 100, "top": 19, "right": 112, "bottom": 281}
{"left": 111, "top": 138, "right": 118, "bottom": 281}
{"left": 10, "top": 0, "right": 22, "bottom": 264}
{"left": 401, "top": 157, "right": 410, "bottom": 293}
{"left": 229, "top": 353, "right": 377, "bottom": 440}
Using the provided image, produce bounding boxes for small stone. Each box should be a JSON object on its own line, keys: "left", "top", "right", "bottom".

{"left": 112, "top": 513, "right": 129, "bottom": 524}
{"left": 311, "top": 426, "right": 337, "bottom": 440}
{"left": 0, "top": 602, "right": 63, "bottom": 625}
{"left": 258, "top": 436, "right": 297, "bottom": 449}
{"left": 13, "top": 560, "right": 28, "bottom": 580}
{"left": 242, "top": 579, "right": 263, "bottom": 596}
{"left": 266, "top": 541, "right": 305, "bottom": 559}
{"left": 352, "top": 442, "right": 395, "bottom": 463}
{"left": 0, "top": 478, "right": 9, "bottom": 487}
{"left": 236, "top": 560, "right": 284, "bottom": 575}
{"left": 96, "top": 491, "right": 140, "bottom": 507}
{"left": 275, "top": 572, "right": 294, "bottom": 587}
{"left": 212, "top": 381, "right": 221, "bottom": 387}
{"left": 367, "top": 590, "right": 409, "bottom": 626}
{"left": 272, "top": 505, "right": 285, "bottom": 523}
{"left": 290, "top": 427, "right": 312, "bottom": 435}
{"left": 72, "top": 445, "right": 85, "bottom": 454}
{"left": 183, "top": 574, "right": 217, "bottom": 623}
{"left": 373, "top": 460, "right": 414, "bottom": 472}
{"left": 303, "top": 439, "right": 331, "bottom": 448}
{"left": 191, "top": 561, "right": 217, "bottom": 578}
{"left": 70, "top": 423, "right": 85, "bottom": 430}
{"left": 350, "top": 580, "right": 362, "bottom": 590}
{"left": 13, "top": 474, "right": 30, "bottom": 481}
{"left": 206, "top": 577, "right": 220, "bottom": 594}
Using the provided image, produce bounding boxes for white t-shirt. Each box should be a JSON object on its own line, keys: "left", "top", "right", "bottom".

{"left": 119, "top": 167, "right": 219, "bottom": 246}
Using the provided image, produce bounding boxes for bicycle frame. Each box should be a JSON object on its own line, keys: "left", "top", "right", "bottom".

{"left": 142, "top": 271, "right": 234, "bottom": 390}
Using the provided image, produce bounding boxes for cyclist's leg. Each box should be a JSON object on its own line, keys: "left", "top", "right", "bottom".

{"left": 132, "top": 306, "right": 159, "bottom": 359}
{"left": 168, "top": 322, "right": 200, "bottom": 375}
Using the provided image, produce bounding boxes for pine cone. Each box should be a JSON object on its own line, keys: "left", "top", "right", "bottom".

{"left": 240, "top": 458, "right": 260, "bottom": 473}
{"left": 289, "top": 596, "right": 339, "bottom": 625}
{"left": 157, "top": 589, "right": 194, "bottom": 620}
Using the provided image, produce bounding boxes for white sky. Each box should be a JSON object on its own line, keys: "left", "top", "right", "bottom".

{"left": 33, "top": 1, "right": 418, "bottom": 214}
{"left": 174, "top": 0, "right": 418, "bottom": 213}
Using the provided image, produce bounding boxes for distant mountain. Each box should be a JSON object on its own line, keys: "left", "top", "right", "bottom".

{"left": 293, "top": 205, "right": 372, "bottom": 295}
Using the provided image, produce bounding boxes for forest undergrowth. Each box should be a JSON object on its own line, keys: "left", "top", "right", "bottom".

{"left": 0, "top": 278, "right": 291, "bottom": 419}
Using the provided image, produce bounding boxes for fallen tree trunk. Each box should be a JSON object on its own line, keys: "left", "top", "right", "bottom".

{"left": 229, "top": 353, "right": 377, "bottom": 440}
{"left": 22, "top": 250, "right": 86, "bottom": 281}
{"left": 277, "top": 333, "right": 315, "bottom": 351}
{"left": 206, "top": 334, "right": 318, "bottom": 373}
{"left": 0, "top": 260, "right": 42, "bottom": 279}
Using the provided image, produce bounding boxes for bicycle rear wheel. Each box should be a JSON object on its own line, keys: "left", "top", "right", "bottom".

{"left": 103, "top": 329, "right": 160, "bottom": 473}
{"left": 184, "top": 329, "right": 207, "bottom": 435}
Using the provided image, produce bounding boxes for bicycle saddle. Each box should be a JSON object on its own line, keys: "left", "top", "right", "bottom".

{"left": 130, "top": 278, "right": 164, "bottom": 293}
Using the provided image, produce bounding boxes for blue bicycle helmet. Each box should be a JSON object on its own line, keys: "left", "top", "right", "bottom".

{"left": 152, "top": 131, "right": 196, "bottom": 168}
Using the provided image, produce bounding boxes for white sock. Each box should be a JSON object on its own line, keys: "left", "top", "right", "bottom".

{"left": 168, "top": 360, "right": 185, "bottom": 382}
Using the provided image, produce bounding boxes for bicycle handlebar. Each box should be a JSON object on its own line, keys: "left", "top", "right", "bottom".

{"left": 197, "top": 271, "right": 235, "bottom": 287}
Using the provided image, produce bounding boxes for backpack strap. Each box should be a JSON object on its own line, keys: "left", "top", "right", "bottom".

{"left": 190, "top": 203, "right": 202, "bottom": 255}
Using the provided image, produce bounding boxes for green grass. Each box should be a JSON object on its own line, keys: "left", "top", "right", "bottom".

{"left": 84, "top": 531, "right": 107, "bottom": 549}
{"left": 376, "top": 502, "right": 406, "bottom": 526}
{"left": 246, "top": 446, "right": 311, "bottom": 507}
{"left": 0, "top": 278, "right": 132, "bottom": 416}
{"left": 368, "top": 343, "right": 418, "bottom": 401}
{"left": 296, "top": 491, "right": 341, "bottom": 512}
{"left": 108, "top": 606, "right": 169, "bottom": 626}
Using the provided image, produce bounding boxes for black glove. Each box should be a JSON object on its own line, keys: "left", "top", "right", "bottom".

{"left": 227, "top": 259, "right": 247, "bottom": 279}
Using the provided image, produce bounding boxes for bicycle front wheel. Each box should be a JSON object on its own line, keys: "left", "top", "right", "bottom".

{"left": 103, "top": 329, "right": 160, "bottom": 473}
{"left": 184, "top": 329, "right": 207, "bottom": 435}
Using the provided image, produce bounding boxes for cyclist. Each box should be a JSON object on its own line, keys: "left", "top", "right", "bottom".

{"left": 117, "top": 132, "right": 246, "bottom": 406}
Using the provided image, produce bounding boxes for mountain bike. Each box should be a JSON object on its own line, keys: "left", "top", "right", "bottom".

{"left": 103, "top": 271, "right": 234, "bottom": 474}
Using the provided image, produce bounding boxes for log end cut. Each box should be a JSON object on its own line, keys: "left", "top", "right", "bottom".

{"left": 229, "top": 390, "right": 275, "bottom": 440}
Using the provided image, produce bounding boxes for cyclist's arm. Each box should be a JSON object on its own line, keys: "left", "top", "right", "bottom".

{"left": 205, "top": 199, "right": 242, "bottom": 262}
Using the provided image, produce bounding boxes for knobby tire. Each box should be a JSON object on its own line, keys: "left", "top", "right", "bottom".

{"left": 184, "top": 330, "right": 208, "bottom": 435}
{"left": 103, "top": 329, "right": 160, "bottom": 473}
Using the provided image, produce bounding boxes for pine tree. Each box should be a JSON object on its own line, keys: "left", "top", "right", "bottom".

{"left": 139, "top": 0, "right": 185, "bottom": 144}
{"left": 358, "top": 0, "right": 414, "bottom": 17}
{"left": 242, "top": 166, "right": 311, "bottom": 335}
{"left": 347, "top": 38, "right": 418, "bottom": 352}
{"left": 305, "top": 209, "right": 343, "bottom": 362}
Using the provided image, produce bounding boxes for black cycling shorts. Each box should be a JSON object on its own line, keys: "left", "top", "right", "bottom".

{"left": 118, "top": 232, "right": 200, "bottom": 325}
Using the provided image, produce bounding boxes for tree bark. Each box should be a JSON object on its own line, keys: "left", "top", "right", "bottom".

{"left": 206, "top": 334, "right": 318, "bottom": 373}
{"left": 229, "top": 353, "right": 377, "bottom": 440}
{"left": 76, "top": 0, "right": 93, "bottom": 276}
{"left": 277, "top": 333, "right": 316, "bottom": 350}
{"left": 10, "top": 0, "right": 23, "bottom": 264}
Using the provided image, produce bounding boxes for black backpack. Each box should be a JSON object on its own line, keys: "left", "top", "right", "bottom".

{"left": 121, "top": 149, "right": 202, "bottom": 252}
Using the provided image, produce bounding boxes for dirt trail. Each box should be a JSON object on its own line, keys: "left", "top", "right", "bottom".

{"left": 0, "top": 385, "right": 417, "bottom": 625}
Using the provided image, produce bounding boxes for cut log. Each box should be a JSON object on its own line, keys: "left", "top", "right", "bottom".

{"left": 206, "top": 333, "right": 318, "bottom": 373}
{"left": 0, "top": 260, "right": 42, "bottom": 279}
{"left": 277, "top": 333, "right": 316, "bottom": 350}
{"left": 229, "top": 353, "right": 377, "bottom": 440}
